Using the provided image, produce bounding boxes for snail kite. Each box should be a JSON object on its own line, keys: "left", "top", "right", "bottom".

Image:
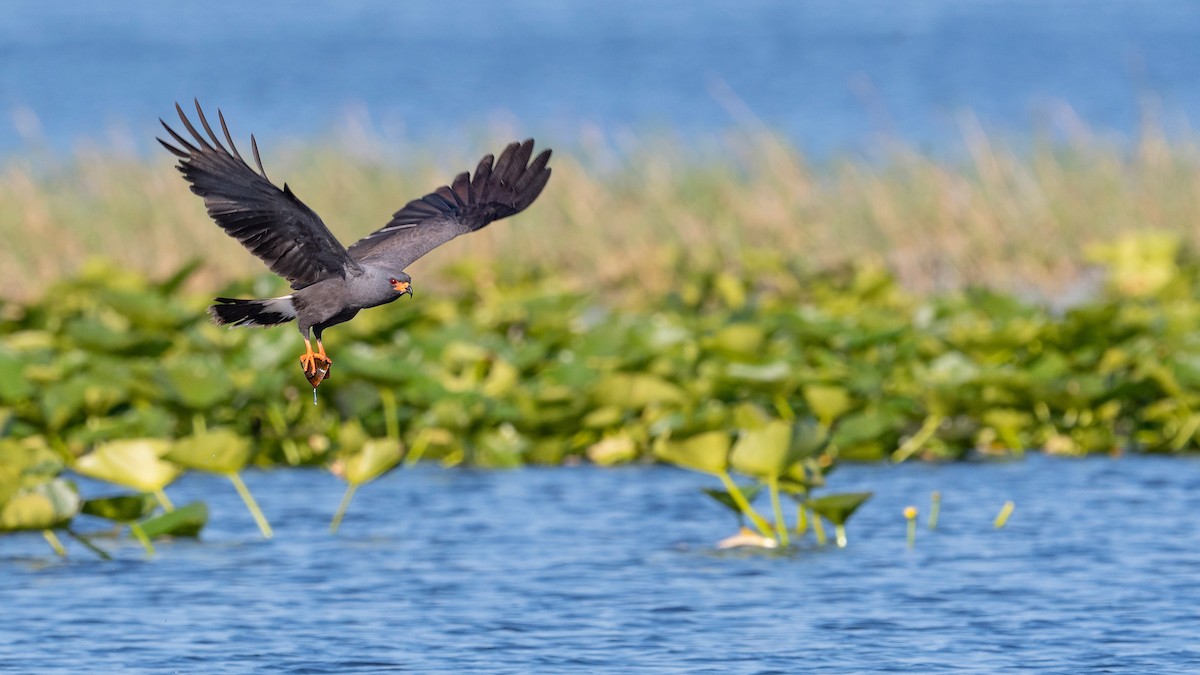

{"left": 159, "top": 101, "right": 552, "bottom": 393}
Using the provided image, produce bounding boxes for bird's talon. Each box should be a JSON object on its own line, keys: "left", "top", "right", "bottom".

{"left": 300, "top": 353, "right": 332, "bottom": 388}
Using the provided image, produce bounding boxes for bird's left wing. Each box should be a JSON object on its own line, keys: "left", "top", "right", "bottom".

{"left": 159, "top": 101, "right": 360, "bottom": 290}
{"left": 348, "top": 139, "right": 552, "bottom": 269}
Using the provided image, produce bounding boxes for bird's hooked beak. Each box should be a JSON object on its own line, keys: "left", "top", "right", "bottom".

{"left": 393, "top": 279, "right": 413, "bottom": 297}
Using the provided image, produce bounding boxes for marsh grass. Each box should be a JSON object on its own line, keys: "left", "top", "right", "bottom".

{"left": 3, "top": 124, "right": 1200, "bottom": 303}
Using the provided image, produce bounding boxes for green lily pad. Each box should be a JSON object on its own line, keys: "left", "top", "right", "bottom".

{"left": 81, "top": 494, "right": 157, "bottom": 522}
{"left": 729, "top": 420, "right": 796, "bottom": 478}
{"left": 833, "top": 408, "right": 903, "bottom": 448}
{"left": 808, "top": 492, "right": 873, "bottom": 526}
{"left": 702, "top": 484, "right": 764, "bottom": 515}
{"left": 0, "top": 479, "right": 80, "bottom": 532}
{"left": 586, "top": 436, "right": 639, "bottom": 466}
{"left": 74, "top": 439, "right": 181, "bottom": 492}
{"left": 0, "top": 463, "right": 19, "bottom": 507}
{"left": 706, "top": 324, "right": 764, "bottom": 356}
{"left": 39, "top": 377, "right": 91, "bottom": 430}
{"left": 0, "top": 439, "right": 65, "bottom": 492}
{"left": 63, "top": 316, "right": 140, "bottom": 353}
{"left": 0, "top": 349, "right": 32, "bottom": 402}
{"left": 790, "top": 418, "right": 830, "bottom": 459}
{"left": 138, "top": 501, "right": 208, "bottom": 538}
{"left": 804, "top": 385, "right": 853, "bottom": 424}
{"left": 595, "top": 373, "right": 686, "bottom": 408}
{"left": 341, "top": 438, "right": 402, "bottom": 486}
{"left": 166, "top": 429, "right": 254, "bottom": 474}
{"left": 582, "top": 406, "right": 625, "bottom": 429}
{"left": 160, "top": 356, "right": 235, "bottom": 409}
{"left": 472, "top": 426, "right": 529, "bottom": 469}
{"left": 653, "top": 430, "right": 730, "bottom": 475}
{"left": 722, "top": 361, "right": 792, "bottom": 384}
{"left": 731, "top": 403, "right": 771, "bottom": 430}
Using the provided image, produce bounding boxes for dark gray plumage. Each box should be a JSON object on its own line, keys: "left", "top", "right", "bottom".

{"left": 159, "top": 100, "right": 553, "bottom": 389}
{"left": 348, "top": 137, "right": 552, "bottom": 268}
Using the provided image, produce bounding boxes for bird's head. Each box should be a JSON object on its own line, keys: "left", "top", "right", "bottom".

{"left": 387, "top": 272, "right": 413, "bottom": 298}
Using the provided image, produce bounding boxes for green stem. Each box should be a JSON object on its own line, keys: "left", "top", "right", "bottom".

{"left": 892, "top": 414, "right": 944, "bottom": 463}
{"left": 280, "top": 439, "right": 302, "bottom": 466}
{"left": 773, "top": 396, "right": 795, "bottom": 422}
{"left": 153, "top": 489, "right": 174, "bottom": 512}
{"left": 810, "top": 508, "right": 827, "bottom": 546}
{"left": 42, "top": 530, "right": 66, "bottom": 557}
{"left": 716, "top": 471, "right": 773, "bottom": 540}
{"left": 380, "top": 389, "right": 400, "bottom": 443}
{"left": 795, "top": 503, "right": 808, "bottom": 536}
{"left": 1171, "top": 412, "right": 1200, "bottom": 451}
{"left": 129, "top": 522, "right": 156, "bottom": 557}
{"left": 228, "top": 472, "right": 273, "bottom": 539}
{"left": 907, "top": 518, "right": 917, "bottom": 549}
{"left": 267, "top": 405, "right": 288, "bottom": 435}
{"left": 66, "top": 529, "right": 111, "bottom": 560}
{"left": 267, "top": 406, "right": 302, "bottom": 465}
{"left": 408, "top": 429, "right": 432, "bottom": 461}
{"left": 192, "top": 413, "right": 207, "bottom": 436}
{"left": 994, "top": 500, "right": 1015, "bottom": 528}
{"left": 46, "top": 432, "right": 72, "bottom": 464}
{"left": 405, "top": 431, "right": 431, "bottom": 466}
{"left": 929, "top": 492, "right": 941, "bottom": 530}
{"left": 767, "top": 475, "right": 789, "bottom": 548}
{"left": 835, "top": 524, "right": 847, "bottom": 548}
{"left": 330, "top": 483, "right": 358, "bottom": 534}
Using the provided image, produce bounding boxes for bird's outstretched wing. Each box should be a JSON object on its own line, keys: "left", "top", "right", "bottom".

{"left": 347, "top": 139, "right": 552, "bottom": 268}
{"left": 159, "top": 100, "right": 360, "bottom": 290}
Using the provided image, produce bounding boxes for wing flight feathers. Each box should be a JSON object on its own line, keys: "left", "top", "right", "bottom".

{"left": 347, "top": 140, "right": 552, "bottom": 268}
{"left": 159, "top": 100, "right": 357, "bottom": 289}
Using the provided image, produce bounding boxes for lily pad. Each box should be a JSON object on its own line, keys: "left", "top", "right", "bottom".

{"left": 341, "top": 438, "right": 403, "bottom": 486}
{"left": 160, "top": 356, "right": 235, "bottom": 409}
{"left": 138, "top": 501, "right": 208, "bottom": 538}
{"left": 702, "top": 484, "right": 765, "bottom": 515}
{"left": 653, "top": 430, "right": 730, "bottom": 475}
{"left": 729, "top": 420, "right": 796, "bottom": 478}
{"left": 586, "top": 436, "right": 639, "bottom": 466}
{"left": 0, "top": 349, "right": 32, "bottom": 402}
{"left": 808, "top": 492, "right": 873, "bottom": 526}
{"left": 595, "top": 373, "right": 686, "bottom": 408}
{"left": 74, "top": 439, "right": 181, "bottom": 492}
{"left": 81, "top": 494, "right": 157, "bottom": 522}
{"left": 790, "top": 418, "right": 830, "bottom": 459}
{"left": 0, "top": 479, "right": 80, "bottom": 531}
{"left": 166, "top": 429, "right": 254, "bottom": 474}
{"left": 804, "top": 385, "right": 853, "bottom": 424}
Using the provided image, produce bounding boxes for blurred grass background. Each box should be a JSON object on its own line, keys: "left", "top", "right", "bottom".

{"left": 3, "top": 120, "right": 1198, "bottom": 304}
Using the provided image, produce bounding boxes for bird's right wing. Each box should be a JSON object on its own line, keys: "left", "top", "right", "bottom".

{"left": 347, "top": 139, "right": 552, "bottom": 269}
{"left": 159, "top": 101, "right": 360, "bottom": 290}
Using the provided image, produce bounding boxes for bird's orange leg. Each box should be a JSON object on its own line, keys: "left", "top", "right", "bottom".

{"left": 316, "top": 338, "right": 331, "bottom": 379}
{"left": 299, "top": 337, "right": 318, "bottom": 376}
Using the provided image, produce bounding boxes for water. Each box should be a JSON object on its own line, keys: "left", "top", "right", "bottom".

{"left": 3, "top": 454, "right": 1199, "bottom": 673}
{"left": 4, "top": 1, "right": 1200, "bottom": 155}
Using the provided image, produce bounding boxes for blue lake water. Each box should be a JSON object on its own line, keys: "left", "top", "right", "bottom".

{"left": 3, "top": 453, "right": 1200, "bottom": 673}
{"left": 3, "top": 0, "right": 1200, "bottom": 155}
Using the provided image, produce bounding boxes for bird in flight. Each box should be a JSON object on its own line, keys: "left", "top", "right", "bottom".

{"left": 159, "top": 101, "right": 552, "bottom": 399}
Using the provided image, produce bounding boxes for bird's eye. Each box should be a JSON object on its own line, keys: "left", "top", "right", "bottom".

{"left": 388, "top": 278, "right": 398, "bottom": 285}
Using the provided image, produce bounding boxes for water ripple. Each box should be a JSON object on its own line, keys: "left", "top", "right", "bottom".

{"left": 2, "top": 456, "right": 1200, "bottom": 672}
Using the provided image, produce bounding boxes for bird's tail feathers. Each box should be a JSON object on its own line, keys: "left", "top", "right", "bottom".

{"left": 209, "top": 295, "right": 297, "bottom": 328}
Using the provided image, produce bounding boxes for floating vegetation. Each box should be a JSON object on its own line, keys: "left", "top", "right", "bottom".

{"left": 905, "top": 506, "right": 918, "bottom": 549}
{"left": 2, "top": 229, "right": 1200, "bottom": 555}
{"left": 994, "top": 500, "right": 1016, "bottom": 529}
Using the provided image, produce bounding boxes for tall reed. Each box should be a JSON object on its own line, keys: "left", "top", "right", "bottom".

{"left": 3, "top": 125, "right": 1197, "bottom": 302}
